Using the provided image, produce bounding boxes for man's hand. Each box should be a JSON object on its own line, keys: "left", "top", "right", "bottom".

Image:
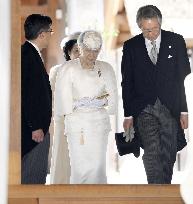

{"left": 180, "top": 114, "right": 188, "bottom": 129}
{"left": 32, "top": 129, "right": 44, "bottom": 143}
{"left": 123, "top": 118, "right": 133, "bottom": 132}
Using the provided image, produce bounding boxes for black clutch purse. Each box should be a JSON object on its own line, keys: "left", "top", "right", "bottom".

{"left": 115, "top": 132, "right": 140, "bottom": 158}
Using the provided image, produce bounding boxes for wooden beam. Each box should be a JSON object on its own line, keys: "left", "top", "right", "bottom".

{"left": 21, "top": 5, "right": 48, "bottom": 17}
{"left": 21, "top": 0, "right": 39, "bottom": 5}
{"left": 46, "top": 0, "right": 62, "bottom": 68}
{"left": 117, "top": 32, "right": 131, "bottom": 44}
{"left": 9, "top": 198, "right": 38, "bottom": 204}
{"left": 39, "top": 198, "right": 182, "bottom": 204}
{"left": 8, "top": 185, "right": 184, "bottom": 203}
{"left": 104, "top": 0, "right": 119, "bottom": 49}
{"left": 116, "top": 13, "right": 130, "bottom": 32}
{"left": 104, "top": 0, "right": 131, "bottom": 49}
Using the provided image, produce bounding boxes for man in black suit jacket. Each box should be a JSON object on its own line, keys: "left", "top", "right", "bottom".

{"left": 21, "top": 14, "right": 53, "bottom": 184}
{"left": 121, "top": 5, "right": 191, "bottom": 184}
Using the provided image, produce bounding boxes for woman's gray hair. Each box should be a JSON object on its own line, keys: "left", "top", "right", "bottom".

{"left": 77, "top": 30, "right": 102, "bottom": 50}
{"left": 136, "top": 5, "right": 162, "bottom": 28}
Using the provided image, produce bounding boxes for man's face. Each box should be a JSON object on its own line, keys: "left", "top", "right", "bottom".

{"left": 140, "top": 17, "right": 161, "bottom": 41}
{"left": 40, "top": 27, "right": 54, "bottom": 49}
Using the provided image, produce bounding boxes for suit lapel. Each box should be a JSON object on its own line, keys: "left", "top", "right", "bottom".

{"left": 138, "top": 30, "right": 169, "bottom": 66}
{"left": 25, "top": 41, "right": 45, "bottom": 67}
{"left": 138, "top": 34, "right": 152, "bottom": 63}
{"left": 157, "top": 30, "right": 168, "bottom": 65}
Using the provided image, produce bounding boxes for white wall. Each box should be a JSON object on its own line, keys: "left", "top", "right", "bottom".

{"left": 66, "top": 0, "right": 104, "bottom": 34}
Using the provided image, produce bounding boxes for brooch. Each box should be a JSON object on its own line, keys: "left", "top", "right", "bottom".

{"left": 98, "top": 70, "right": 101, "bottom": 77}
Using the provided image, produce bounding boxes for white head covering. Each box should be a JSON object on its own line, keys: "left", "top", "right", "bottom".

{"left": 60, "top": 32, "right": 81, "bottom": 49}
{"left": 77, "top": 30, "right": 102, "bottom": 50}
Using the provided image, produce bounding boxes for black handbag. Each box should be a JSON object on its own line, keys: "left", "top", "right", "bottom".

{"left": 115, "top": 132, "right": 140, "bottom": 158}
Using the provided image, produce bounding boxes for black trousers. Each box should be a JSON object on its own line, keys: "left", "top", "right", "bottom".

{"left": 136, "top": 99, "right": 177, "bottom": 184}
{"left": 21, "top": 132, "right": 50, "bottom": 184}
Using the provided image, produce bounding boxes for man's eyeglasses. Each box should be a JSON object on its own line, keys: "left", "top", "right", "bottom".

{"left": 44, "top": 29, "right": 54, "bottom": 35}
{"left": 141, "top": 27, "right": 160, "bottom": 35}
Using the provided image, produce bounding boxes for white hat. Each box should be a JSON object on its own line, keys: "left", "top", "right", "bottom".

{"left": 60, "top": 32, "right": 81, "bottom": 49}
{"left": 78, "top": 30, "right": 102, "bottom": 50}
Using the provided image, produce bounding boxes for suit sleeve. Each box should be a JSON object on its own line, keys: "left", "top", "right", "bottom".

{"left": 177, "top": 35, "right": 191, "bottom": 112}
{"left": 121, "top": 42, "right": 135, "bottom": 117}
{"left": 54, "top": 65, "right": 73, "bottom": 116}
{"left": 22, "top": 52, "right": 45, "bottom": 131}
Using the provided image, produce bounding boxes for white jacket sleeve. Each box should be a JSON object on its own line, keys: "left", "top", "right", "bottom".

{"left": 49, "top": 64, "right": 62, "bottom": 92}
{"left": 101, "top": 62, "right": 118, "bottom": 115}
{"left": 54, "top": 65, "right": 73, "bottom": 117}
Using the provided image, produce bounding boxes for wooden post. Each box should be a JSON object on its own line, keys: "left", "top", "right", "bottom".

{"left": 9, "top": 0, "right": 21, "bottom": 185}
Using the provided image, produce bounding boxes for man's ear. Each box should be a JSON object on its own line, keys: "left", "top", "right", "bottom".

{"left": 38, "top": 32, "right": 44, "bottom": 39}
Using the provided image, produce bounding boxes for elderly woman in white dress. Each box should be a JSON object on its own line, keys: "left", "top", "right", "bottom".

{"left": 54, "top": 30, "right": 117, "bottom": 184}
{"left": 49, "top": 32, "right": 80, "bottom": 184}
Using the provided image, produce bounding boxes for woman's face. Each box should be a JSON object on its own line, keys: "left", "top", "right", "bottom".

{"left": 69, "top": 43, "right": 80, "bottom": 60}
{"left": 79, "top": 46, "right": 100, "bottom": 63}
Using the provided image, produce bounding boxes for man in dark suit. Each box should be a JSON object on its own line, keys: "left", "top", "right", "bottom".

{"left": 21, "top": 14, "right": 53, "bottom": 184}
{"left": 121, "top": 5, "right": 191, "bottom": 184}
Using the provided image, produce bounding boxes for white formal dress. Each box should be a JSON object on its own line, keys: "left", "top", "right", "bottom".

{"left": 180, "top": 73, "right": 193, "bottom": 204}
{"left": 49, "top": 63, "right": 71, "bottom": 184}
{"left": 54, "top": 58, "right": 117, "bottom": 184}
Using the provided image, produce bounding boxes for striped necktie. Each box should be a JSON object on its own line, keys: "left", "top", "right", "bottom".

{"left": 150, "top": 41, "right": 157, "bottom": 65}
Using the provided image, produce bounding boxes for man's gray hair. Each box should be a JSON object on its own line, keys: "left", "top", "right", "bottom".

{"left": 77, "top": 30, "right": 102, "bottom": 50}
{"left": 136, "top": 5, "right": 162, "bottom": 28}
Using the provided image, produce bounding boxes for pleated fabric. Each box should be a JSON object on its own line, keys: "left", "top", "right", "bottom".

{"left": 50, "top": 116, "right": 70, "bottom": 184}
{"left": 21, "top": 132, "right": 50, "bottom": 184}
{"left": 65, "top": 108, "right": 111, "bottom": 184}
{"left": 136, "top": 98, "right": 177, "bottom": 184}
